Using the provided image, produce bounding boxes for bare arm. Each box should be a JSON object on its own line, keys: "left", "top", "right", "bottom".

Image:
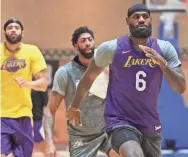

{"left": 139, "top": 44, "right": 186, "bottom": 94}
{"left": 13, "top": 69, "right": 48, "bottom": 91}
{"left": 43, "top": 91, "right": 64, "bottom": 144}
{"left": 163, "top": 65, "right": 186, "bottom": 94}
{"left": 29, "top": 46, "right": 47, "bottom": 91}
{"left": 72, "top": 59, "right": 104, "bottom": 108}
{"left": 31, "top": 69, "right": 48, "bottom": 91}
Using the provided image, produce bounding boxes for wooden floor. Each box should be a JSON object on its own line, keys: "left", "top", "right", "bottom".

{"left": 32, "top": 151, "right": 108, "bottom": 157}
{"left": 32, "top": 142, "right": 109, "bottom": 157}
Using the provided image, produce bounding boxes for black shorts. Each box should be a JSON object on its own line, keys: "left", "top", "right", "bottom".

{"left": 107, "top": 125, "right": 162, "bottom": 157}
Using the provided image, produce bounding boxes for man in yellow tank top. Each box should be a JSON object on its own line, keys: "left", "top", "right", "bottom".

{"left": 1, "top": 19, "right": 47, "bottom": 157}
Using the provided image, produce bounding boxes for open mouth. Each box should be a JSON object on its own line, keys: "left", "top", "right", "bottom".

{"left": 138, "top": 25, "right": 147, "bottom": 28}
{"left": 85, "top": 48, "right": 92, "bottom": 53}
{"left": 11, "top": 34, "right": 17, "bottom": 37}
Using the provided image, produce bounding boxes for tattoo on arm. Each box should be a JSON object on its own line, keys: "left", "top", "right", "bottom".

{"left": 43, "top": 91, "right": 63, "bottom": 144}
{"left": 43, "top": 106, "right": 55, "bottom": 143}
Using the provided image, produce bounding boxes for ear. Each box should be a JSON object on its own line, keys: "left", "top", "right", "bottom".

{"left": 22, "top": 31, "right": 24, "bottom": 38}
{"left": 74, "top": 43, "right": 78, "bottom": 50}
{"left": 126, "top": 17, "right": 129, "bottom": 25}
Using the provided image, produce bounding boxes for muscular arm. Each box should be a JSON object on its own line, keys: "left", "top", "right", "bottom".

{"left": 72, "top": 39, "right": 116, "bottom": 108}
{"left": 159, "top": 40, "right": 186, "bottom": 94}
{"left": 14, "top": 69, "right": 48, "bottom": 91}
{"left": 28, "top": 46, "right": 48, "bottom": 91}
{"left": 43, "top": 91, "right": 64, "bottom": 144}
{"left": 163, "top": 66, "right": 186, "bottom": 94}
{"left": 72, "top": 59, "right": 104, "bottom": 108}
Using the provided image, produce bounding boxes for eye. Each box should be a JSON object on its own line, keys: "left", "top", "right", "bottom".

{"left": 80, "top": 39, "right": 85, "bottom": 43}
{"left": 7, "top": 26, "right": 13, "bottom": 30}
{"left": 143, "top": 14, "right": 149, "bottom": 19}
{"left": 15, "top": 26, "right": 20, "bottom": 30}
{"left": 88, "top": 38, "right": 93, "bottom": 42}
{"left": 133, "top": 15, "right": 140, "bottom": 19}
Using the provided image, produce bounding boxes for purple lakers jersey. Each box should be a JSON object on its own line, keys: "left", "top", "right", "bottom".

{"left": 105, "top": 35, "right": 163, "bottom": 133}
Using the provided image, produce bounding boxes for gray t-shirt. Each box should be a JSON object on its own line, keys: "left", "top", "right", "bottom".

{"left": 94, "top": 39, "right": 181, "bottom": 68}
{"left": 52, "top": 58, "right": 106, "bottom": 141}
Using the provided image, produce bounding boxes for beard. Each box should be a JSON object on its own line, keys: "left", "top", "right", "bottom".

{"left": 5, "top": 34, "right": 22, "bottom": 44}
{"left": 78, "top": 47, "right": 95, "bottom": 59}
{"left": 129, "top": 23, "right": 152, "bottom": 38}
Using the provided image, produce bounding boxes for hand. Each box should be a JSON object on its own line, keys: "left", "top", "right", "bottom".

{"left": 139, "top": 45, "right": 167, "bottom": 68}
{"left": 13, "top": 77, "right": 29, "bottom": 87}
{"left": 67, "top": 105, "right": 82, "bottom": 126}
{"left": 45, "top": 142, "right": 56, "bottom": 157}
{"left": 109, "top": 148, "right": 120, "bottom": 157}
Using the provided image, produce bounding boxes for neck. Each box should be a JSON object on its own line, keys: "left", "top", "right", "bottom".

{"left": 4, "top": 41, "right": 21, "bottom": 52}
{"left": 78, "top": 54, "right": 92, "bottom": 67}
{"left": 129, "top": 35, "right": 149, "bottom": 46}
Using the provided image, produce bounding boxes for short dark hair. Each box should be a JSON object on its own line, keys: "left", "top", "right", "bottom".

{"left": 127, "top": 4, "right": 150, "bottom": 17}
{"left": 4, "top": 18, "right": 24, "bottom": 31}
{"left": 71, "top": 26, "right": 94, "bottom": 46}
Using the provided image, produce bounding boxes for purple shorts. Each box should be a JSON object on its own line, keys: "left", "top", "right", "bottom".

{"left": 33, "top": 120, "right": 44, "bottom": 143}
{"left": 1, "top": 117, "right": 33, "bottom": 157}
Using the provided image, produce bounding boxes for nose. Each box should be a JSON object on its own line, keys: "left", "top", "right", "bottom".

{"left": 85, "top": 39, "right": 91, "bottom": 46}
{"left": 11, "top": 27, "right": 17, "bottom": 32}
{"left": 138, "top": 16, "right": 145, "bottom": 23}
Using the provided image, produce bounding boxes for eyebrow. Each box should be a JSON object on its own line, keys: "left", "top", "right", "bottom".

{"left": 79, "top": 37, "right": 92, "bottom": 40}
{"left": 7, "top": 25, "right": 21, "bottom": 28}
{"left": 132, "top": 12, "right": 150, "bottom": 16}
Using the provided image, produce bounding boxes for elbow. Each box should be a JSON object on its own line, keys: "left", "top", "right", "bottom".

{"left": 42, "top": 81, "right": 48, "bottom": 91}
{"left": 176, "top": 80, "right": 187, "bottom": 94}
{"left": 177, "top": 87, "right": 186, "bottom": 94}
{"left": 180, "top": 85, "right": 187, "bottom": 94}
{"left": 40, "top": 79, "right": 48, "bottom": 91}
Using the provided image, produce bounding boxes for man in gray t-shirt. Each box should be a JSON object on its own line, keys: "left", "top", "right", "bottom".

{"left": 43, "top": 27, "right": 115, "bottom": 157}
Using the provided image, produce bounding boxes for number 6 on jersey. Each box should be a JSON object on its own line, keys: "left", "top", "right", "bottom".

{"left": 136, "top": 71, "right": 146, "bottom": 91}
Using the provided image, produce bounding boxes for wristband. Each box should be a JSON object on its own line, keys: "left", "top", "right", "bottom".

{"left": 162, "top": 59, "right": 168, "bottom": 70}
{"left": 70, "top": 105, "right": 80, "bottom": 111}
{"left": 163, "top": 59, "right": 168, "bottom": 68}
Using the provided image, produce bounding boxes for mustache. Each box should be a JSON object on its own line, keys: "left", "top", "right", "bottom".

{"left": 129, "top": 23, "right": 152, "bottom": 38}
{"left": 84, "top": 46, "right": 93, "bottom": 50}
{"left": 136, "top": 24, "right": 148, "bottom": 28}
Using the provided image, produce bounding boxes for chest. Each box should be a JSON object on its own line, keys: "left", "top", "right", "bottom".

{"left": 1, "top": 51, "right": 31, "bottom": 77}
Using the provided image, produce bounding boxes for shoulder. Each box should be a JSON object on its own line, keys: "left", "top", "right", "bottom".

{"left": 21, "top": 43, "right": 39, "bottom": 49}
{"left": 157, "top": 39, "right": 174, "bottom": 52}
{"left": 95, "top": 39, "right": 117, "bottom": 58}
{"left": 0, "top": 42, "right": 5, "bottom": 48}
{"left": 55, "top": 61, "right": 73, "bottom": 77}
{"left": 0, "top": 43, "right": 5, "bottom": 54}
{"left": 97, "top": 39, "right": 117, "bottom": 51}
{"left": 157, "top": 39, "right": 169, "bottom": 46}
{"left": 94, "top": 39, "right": 117, "bottom": 67}
{"left": 21, "top": 43, "right": 42, "bottom": 53}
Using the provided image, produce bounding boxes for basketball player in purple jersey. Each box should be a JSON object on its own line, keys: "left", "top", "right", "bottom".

{"left": 67, "top": 4, "right": 186, "bottom": 157}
